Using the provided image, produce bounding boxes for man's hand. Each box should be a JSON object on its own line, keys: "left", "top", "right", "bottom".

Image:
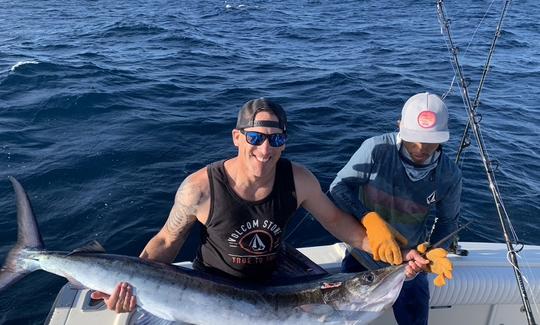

{"left": 90, "top": 282, "right": 137, "bottom": 313}
{"left": 361, "top": 212, "right": 408, "bottom": 265}
{"left": 403, "top": 249, "right": 429, "bottom": 279}
{"left": 417, "top": 243, "right": 453, "bottom": 287}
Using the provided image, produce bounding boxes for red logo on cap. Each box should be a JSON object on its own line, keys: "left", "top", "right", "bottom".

{"left": 417, "top": 111, "right": 437, "bottom": 128}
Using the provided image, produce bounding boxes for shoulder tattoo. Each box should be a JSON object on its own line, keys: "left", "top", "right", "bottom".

{"left": 164, "top": 178, "right": 206, "bottom": 236}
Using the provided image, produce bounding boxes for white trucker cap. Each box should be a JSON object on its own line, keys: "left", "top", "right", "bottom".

{"left": 399, "top": 92, "right": 449, "bottom": 143}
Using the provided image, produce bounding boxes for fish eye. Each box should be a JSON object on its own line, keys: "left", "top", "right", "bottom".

{"left": 362, "top": 272, "right": 375, "bottom": 283}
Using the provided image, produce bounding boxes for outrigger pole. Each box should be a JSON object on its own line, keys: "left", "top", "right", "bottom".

{"left": 454, "top": 0, "right": 512, "bottom": 163}
{"left": 435, "top": 1, "right": 537, "bottom": 325}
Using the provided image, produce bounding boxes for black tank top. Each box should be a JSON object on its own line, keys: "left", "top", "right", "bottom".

{"left": 194, "top": 158, "right": 297, "bottom": 281}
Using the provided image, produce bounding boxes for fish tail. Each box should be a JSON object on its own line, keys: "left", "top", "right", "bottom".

{"left": 0, "top": 177, "right": 44, "bottom": 293}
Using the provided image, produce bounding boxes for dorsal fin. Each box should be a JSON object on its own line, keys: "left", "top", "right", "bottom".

{"left": 68, "top": 240, "right": 106, "bottom": 256}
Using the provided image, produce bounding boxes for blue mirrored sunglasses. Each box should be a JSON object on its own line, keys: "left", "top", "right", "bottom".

{"left": 239, "top": 130, "right": 287, "bottom": 147}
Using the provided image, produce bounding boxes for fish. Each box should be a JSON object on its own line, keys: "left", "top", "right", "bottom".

{"left": 0, "top": 177, "right": 406, "bottom": 324}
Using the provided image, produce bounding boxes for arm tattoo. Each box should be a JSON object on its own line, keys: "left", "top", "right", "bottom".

{"left": 164, "top": 178, "right": 205, "bottom": 239}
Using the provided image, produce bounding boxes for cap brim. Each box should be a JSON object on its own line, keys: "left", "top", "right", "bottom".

{"left": 399, "top": 129, "right": 449, "bottom": 143}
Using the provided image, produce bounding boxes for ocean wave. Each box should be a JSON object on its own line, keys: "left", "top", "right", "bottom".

{"left": 224, "top": 3, "right": 259, "bottom": 11}
{"left": 6, "top": 60, "right": 109, "bottom": 77}
{"left": 99, "top": 21, "right": 168, "bottom": 38}
{"left": 10, "top": 60, "right": 39, "bottom": 72}
{"left": 274, "top": 26, "right": 329, "bottom": 41}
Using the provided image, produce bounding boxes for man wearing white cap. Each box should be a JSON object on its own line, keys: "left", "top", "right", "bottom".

{"left": 330, "top": 92, "right": 461, "bottom": 325}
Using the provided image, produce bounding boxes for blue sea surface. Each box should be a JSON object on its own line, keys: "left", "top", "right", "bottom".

{"left": 0, "top": 0, "right": 539, "bottom": 323}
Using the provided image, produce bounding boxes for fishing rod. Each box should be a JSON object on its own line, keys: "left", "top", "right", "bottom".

{"left": 455, "top": 0, "right": 512, "bottom": 163}
{"left": 347, "top": 221, "right": 474, "bottom": 271}
{"left": 435, "top": 1, "right": 537, "bottom": 324}
{"left": 422, "top": 220, "right": 474, "bottom": 252}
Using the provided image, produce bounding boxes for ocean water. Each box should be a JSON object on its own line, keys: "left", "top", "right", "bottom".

{"left": 0, "top": 0, "right": 539, "bottom": 323}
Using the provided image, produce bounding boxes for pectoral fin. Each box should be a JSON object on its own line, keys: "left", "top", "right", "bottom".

{"left": 132, "top": 309, "right": 179, "bottom": 325}
{"left": 295, "top": 303, "right": 336, "bottom": 316}
{"left": 295, "top": 304, "right": 386, "bottom": 324}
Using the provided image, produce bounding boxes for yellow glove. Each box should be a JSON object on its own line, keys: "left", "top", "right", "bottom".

{"left": 417, "top": 243, "right": 453, "bottom": 287}
{"left": 361, "top": 212, "right": 408, "bottom": 265}
{"left": 416, "top": 242, "right": 430, "bottom": 254}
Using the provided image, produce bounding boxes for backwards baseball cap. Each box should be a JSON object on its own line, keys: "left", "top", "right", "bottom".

{"left": 399, "top": 92, "right": 449, "bottom": 144}
{"left": 236, "top": 98, "right": 287, "bottom": 132}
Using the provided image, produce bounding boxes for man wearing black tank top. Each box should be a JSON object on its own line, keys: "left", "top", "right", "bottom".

{"left": 92, "top": 98, "right": 428, "bottom": 313}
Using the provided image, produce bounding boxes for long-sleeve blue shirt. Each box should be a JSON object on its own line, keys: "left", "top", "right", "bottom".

{"left": 330, "top": 132, "right": 461, "bottom": 269}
